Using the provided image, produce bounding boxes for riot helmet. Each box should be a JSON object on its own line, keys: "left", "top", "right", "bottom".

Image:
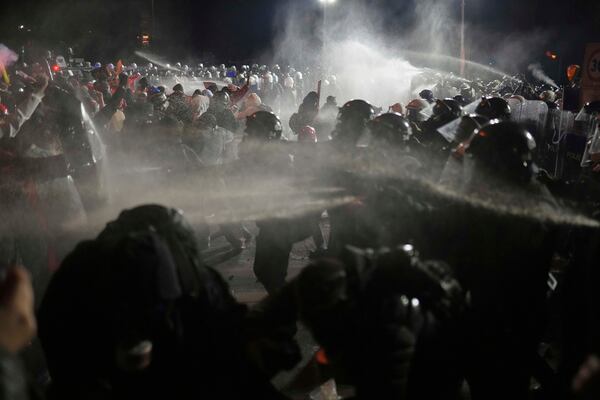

{"left": 245, "top": 111, "right": 283, "bottom": 141}
{"left": 474, "top": 97, "right": 511, "bottom": 120}
{"left": 467, "top": 120, "right": 536, "bottom": 186}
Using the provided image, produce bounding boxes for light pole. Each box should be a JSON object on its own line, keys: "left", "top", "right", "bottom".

{"left": 151, "top": 0, "right": 156, "bottom": 38}
{"left": 319, "top": 0, "right": 336, "bottom": 77}
{"left": 460, "top": 0, "right": 466, "bottom": 76}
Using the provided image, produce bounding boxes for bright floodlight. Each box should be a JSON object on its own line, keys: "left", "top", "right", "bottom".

{"left": 319, "top": 0, "right": 337, "bottom": 4}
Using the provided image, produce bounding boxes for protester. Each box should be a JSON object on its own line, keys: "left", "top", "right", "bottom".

{"left": 0, "top": 47, "right": 599, "bottom": 400}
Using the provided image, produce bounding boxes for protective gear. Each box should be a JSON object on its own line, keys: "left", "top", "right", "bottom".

{"left": 298, "top": 126, "right": 317, "bottom": 143}
{"left": 368, "top": 112, "right": 412, "bottom": 145}
{"left": 331, "top": 99, "right": 376, "bottom": 145}
{"left": 419, "top": 89, "right": 435, "bottom": 103}
{"left": 432, "top": 98, "right": 463, "bottom": 122}
{"left": 211, "top": 91, "right": 230, "bottom": 109}
{"left": 474, "top": 97, "right": 511, "bottom": 120}
{"left": 338, "top": 99, "right": 376, "bottom": 125}
{"left": 454, "top": 114, "right": 490, "bottom": 144}
{"left": 439, "top": 113, "right": 491, "bottom": 145}
{"left": 406, "top": 99, "right": 430, "bottom": 122}
{"left": 294, "top": 245, "right": 464, "bottom": 400}
{"left": 38, "top": 205, "right": 284, "bottom": 399}
{"left": 245, "top": 111, "right": 283, "bottom": 141}
{"left": 467, "top": 120, "right": 537, "bottom": 185}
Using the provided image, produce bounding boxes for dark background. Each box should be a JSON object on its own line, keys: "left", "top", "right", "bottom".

{"left": 1, "top": 0, "right": 599, "bottom": 79}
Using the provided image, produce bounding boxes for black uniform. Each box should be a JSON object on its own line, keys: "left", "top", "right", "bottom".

{"left": 38, "top": 205, "right": 285, "bottom": 400}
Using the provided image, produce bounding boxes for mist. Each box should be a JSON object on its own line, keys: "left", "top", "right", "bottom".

{"left": 267, "top": 0, "right": 557, "bottom": 108}
{"left": 5, "top": 0, "right": 577, "bottom": 254}
{"left": 527, "top": 62, "right": 559, "bottom": 88}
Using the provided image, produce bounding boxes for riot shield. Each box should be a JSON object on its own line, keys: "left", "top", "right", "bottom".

{"left": 437, "top": 118, "right": 461, "bottom": 143}
{"left": 554, "top": 110, "right": 576, "bottom": 140}
{"left": 558, "top": 133, "right": 588, "bottom": 181}
{"left": 544, "top": 110, "right": 575, "bottom": 176}
{"left": 463, "top": 99, "right": 480, "bottom": 115}
{"left": 511, "top": 100, "right": 549, "bottom": 140}
{"left": 55, "top": 90, "right": 108, "bottom": 213}
{"left": 580, "top": 124, "right": 600, "bottom": 169}
{"left": 507, "top": 97, "right": 525, "bottom": 117}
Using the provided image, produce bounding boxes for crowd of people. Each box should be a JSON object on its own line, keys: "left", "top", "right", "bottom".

{"left": 1, "top": 52, "right": 600, "bottom": 400}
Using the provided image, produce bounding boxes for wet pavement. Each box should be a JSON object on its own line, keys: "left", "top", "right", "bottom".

{"left": 206, "top": 218, "right": 331, "bottom": 396}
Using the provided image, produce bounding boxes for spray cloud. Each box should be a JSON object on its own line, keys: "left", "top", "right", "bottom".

{"left": 527, "top": 63, "right": 558, "bottom": 88}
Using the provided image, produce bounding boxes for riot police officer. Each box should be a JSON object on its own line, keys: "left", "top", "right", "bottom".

{"left": 238, "top": 111, "right": 312, "bottom": 294}
{"left": 474, "top": 96, "right": 512, "bottom": 121}
{"left": 330, "top": 99, "right": 376, "bottom": 148}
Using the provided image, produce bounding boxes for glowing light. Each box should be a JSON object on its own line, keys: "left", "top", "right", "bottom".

{"left": 545, "top": 50, "right": 558, "bottom": 61}
{"left": 51, "top": 64, "right": 61, "bottom": 72}
{"left": 138, "top": 33, "right": 151, "bottom": 46}
{"left": 319, "top": 0, "right": 337, "bottom": 4}
{"left": 315, "top": 348, "right": 329, "bottom": 365}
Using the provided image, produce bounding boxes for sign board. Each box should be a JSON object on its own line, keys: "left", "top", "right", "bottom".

{"left": 581, "top": 43, "right": 600, "bottom": 103}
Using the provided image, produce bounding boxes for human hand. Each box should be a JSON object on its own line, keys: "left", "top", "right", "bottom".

{"left": 0, "top": 266, "right": 36, "bottom": 354}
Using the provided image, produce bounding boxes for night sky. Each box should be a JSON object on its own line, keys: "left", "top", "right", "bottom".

{"left": 1, "top": 0, "right": 599, "bottom": 72}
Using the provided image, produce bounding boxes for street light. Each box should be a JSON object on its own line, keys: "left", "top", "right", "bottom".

{"left": 460, "top": 0, "right": 466, "bottom": 76}
{"left": 545, "top": 50, "right": 558, "bottom": 61}
{"left": 319, "top": 0, "right": 337, "bottom": 77}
